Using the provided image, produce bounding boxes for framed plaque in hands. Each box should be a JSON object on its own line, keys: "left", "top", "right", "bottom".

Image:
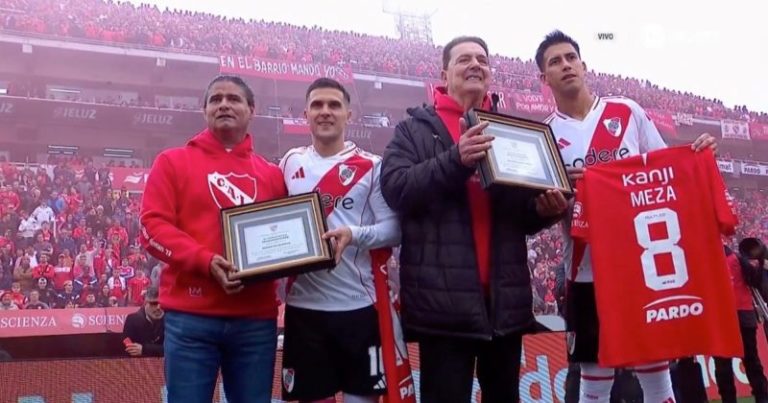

{"left": 221, "top": 192, "right": 335, "bottom": 281}
{"left": 465, "top": 109, "right": 573, "bottom": 194}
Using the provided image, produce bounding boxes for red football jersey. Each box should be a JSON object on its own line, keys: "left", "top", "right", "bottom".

{"left": 572, "top": 145, "right": 742, "bottom": 367}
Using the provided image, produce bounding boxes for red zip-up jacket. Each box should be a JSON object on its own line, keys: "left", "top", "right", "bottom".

{"left": 140, "top": 129, "right": 287, "bottom": 318}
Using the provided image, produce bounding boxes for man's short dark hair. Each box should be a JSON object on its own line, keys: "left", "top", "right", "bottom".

{"left": 203, "top": 75, "right": 255, "bottom": 108}
{"left": 144, "top": 286, "right": 159, "bottom": 301}
{"left": 305, "top": 78, "right": 351, "bottom": 104}
{"left": 442, "top": 36, "right": 489, "bottom": 70}
{"left": 535, "top": 30, "right": 581, "bottom": 72}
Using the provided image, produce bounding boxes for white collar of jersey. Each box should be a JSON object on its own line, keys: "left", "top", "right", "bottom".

{"left": 554, "top": 95, "right": 601, "bottom": 121}
{"left": 309, "top": 141, "right": 357, "bottom": 159}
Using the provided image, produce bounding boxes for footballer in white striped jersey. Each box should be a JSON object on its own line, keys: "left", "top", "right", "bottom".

{"left": 277, "top": 78, "right": 400, "bottom": 403}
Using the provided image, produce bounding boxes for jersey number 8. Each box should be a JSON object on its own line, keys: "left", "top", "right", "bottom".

{"left": 633, "top": 208, "right": 689, "bottom": 291}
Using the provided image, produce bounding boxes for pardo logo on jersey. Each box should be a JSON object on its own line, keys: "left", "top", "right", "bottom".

{"left": 339, "top": 163, "right": 357, "bottom": 186}
{"left": 644, "top": 295, "right": 704, "bottom": 324}
{"left": 566, "top": 147, "right": 631, "bottom": 168}
{"left": 207, "top": 172, "right": 257, "bottom": 208}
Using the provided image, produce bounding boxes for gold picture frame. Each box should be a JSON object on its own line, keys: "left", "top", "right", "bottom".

{"left": 221, "top": 192, "right": 335, "bottom": 281}
{"left": 466, "top": 109, "right": 573, "bottom": 194}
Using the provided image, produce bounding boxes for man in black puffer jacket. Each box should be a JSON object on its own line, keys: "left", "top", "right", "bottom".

{"left": 380, "top": 36, "right": 568, "bottom": 403}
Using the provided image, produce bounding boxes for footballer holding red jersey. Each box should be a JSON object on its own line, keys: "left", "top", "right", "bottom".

{"left": 535, "top": 31, "right": 717, "bottom": 402}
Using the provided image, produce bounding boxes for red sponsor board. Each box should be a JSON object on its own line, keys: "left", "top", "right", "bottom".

{"left": 219, "top": 55, "right": 354, "bottom": 83}
{"left": 1, "top": 330, "right": 765, "bottom": 401}
{"left": 646, "top": 109, "right": 678, "bottom": 138}
{"left": 0, "top": 307, "right": 135, "bottom": 337}
{"left": 509, "top": 90, "right": 555, "bottom": 116}
{"left": 751, "top": 122, "right": 768, "bottom": 141}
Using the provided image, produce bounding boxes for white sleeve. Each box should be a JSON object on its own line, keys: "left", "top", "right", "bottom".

{"left": 278, "top": 149, "right": 300, "bottom": 192}
{"left": 349, "top": 161, "right": 401, "bottom": 249}
{"left": 634, "top": 102, "right": 667, "bottom": 152}
{"left": 278, "top": 151, "right": 290, "bottom": 173}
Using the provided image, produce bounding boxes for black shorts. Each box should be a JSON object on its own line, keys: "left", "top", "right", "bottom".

{"left": 281, "top": 304, "right": 385, "bottom": 401}
{"left": 565, "top": 281, "right": 600, "bottom": 364}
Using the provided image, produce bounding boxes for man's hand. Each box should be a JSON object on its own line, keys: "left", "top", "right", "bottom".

{"left": 535, "top": 190, "right": 569, "bottom": 218}
{"left": 458, "top": 118, "right": 493, "bottom": 167}
{"left": 323, "top": 227, "right": 353, "bottom": 264}
{"left": 125, "top": 343, "right": 143, "bottom": 357}
{"left": 210, "top": 255, "right": 243, "bottom": 294}
{"left": 692, "top": 132, "right": 717, "bottom": 153}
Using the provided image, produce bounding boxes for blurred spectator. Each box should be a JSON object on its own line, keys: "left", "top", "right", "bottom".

{"left": 0, "top": 291, "right": 19, "bottom": 310}
{"left": 80, "top": 292, "right": 98, "bottom": 308}
{"left": 122, "top": 286, "right": 164, "bottom": 357}
{"left": 34, "top": 277, "right": 56, "bottom": 306}
{"left": 31, "top": 200, "right": 54, "bottom": 225}
{"left": 24, "top": 290, "right": 49, "bottom": 309}
{"left": 56, "top": 280, "right": 78, "bottom": 308}
{"left": 96, "top": 284, "right": 111, "bottom": 307}
{"left": 127, "top": 268, "right": 150, "bottom": 306}
{"left": 52, "top": 253, "right": 73, "bottom": 291}
{"left": 12, "top": 256, "right": 33, "bottom": 291}
{"left": 107, "top": 269, "right": 126, "bottom": 305}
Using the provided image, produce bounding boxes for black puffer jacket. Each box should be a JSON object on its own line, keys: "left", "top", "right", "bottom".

{"left": 380, "top": 104, "right": 558, "bottom": 341}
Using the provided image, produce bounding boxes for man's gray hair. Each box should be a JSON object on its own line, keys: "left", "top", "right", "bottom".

{"left": 145, "top": 286, "right": 159, "bottom": 300}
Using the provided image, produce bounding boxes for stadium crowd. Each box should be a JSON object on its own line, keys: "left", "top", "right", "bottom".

{"left": 0, "top": 156, "right": 160, "bottom": 310}
{"left": 0, "top": 0, "right": 766, "bottom": 123}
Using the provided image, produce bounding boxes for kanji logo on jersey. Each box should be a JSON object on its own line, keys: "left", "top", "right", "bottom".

{"left": 603, "top": 117, "right": 623, "bottom": 137}
{"left": 644, "top": 295, "right": 704, "bottom": 323}
{"left": 338, "top": 164, "right": 357, "bottom": 186}
{"left": 207, "top": 172, "right": 257, "bottom": 208}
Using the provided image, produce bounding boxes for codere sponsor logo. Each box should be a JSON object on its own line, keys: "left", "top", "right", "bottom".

{"left": 567, "top": 147, "right": 631, "bottom": 168}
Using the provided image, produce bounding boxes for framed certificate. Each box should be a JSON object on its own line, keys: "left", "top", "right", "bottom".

{"left": 466, "top": 109, "right": 573, "bottom": 194}
{"left": 221, "top": 192, "right": 335, "bottom": 281}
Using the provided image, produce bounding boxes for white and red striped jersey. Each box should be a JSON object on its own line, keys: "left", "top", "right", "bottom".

{"left": 547, "top": 96, "right": 667, "bottom": 282}
{"left": 279, "top": 141, "right": 400, "bottom": 311}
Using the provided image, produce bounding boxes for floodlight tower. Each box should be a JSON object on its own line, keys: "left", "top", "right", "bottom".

{"left": 382, "top": 0, "right": 437, "bottom": 45}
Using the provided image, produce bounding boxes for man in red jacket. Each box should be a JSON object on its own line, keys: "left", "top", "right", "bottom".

{"left": 140, "top": 75, "right": 287, "bottom": 403}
